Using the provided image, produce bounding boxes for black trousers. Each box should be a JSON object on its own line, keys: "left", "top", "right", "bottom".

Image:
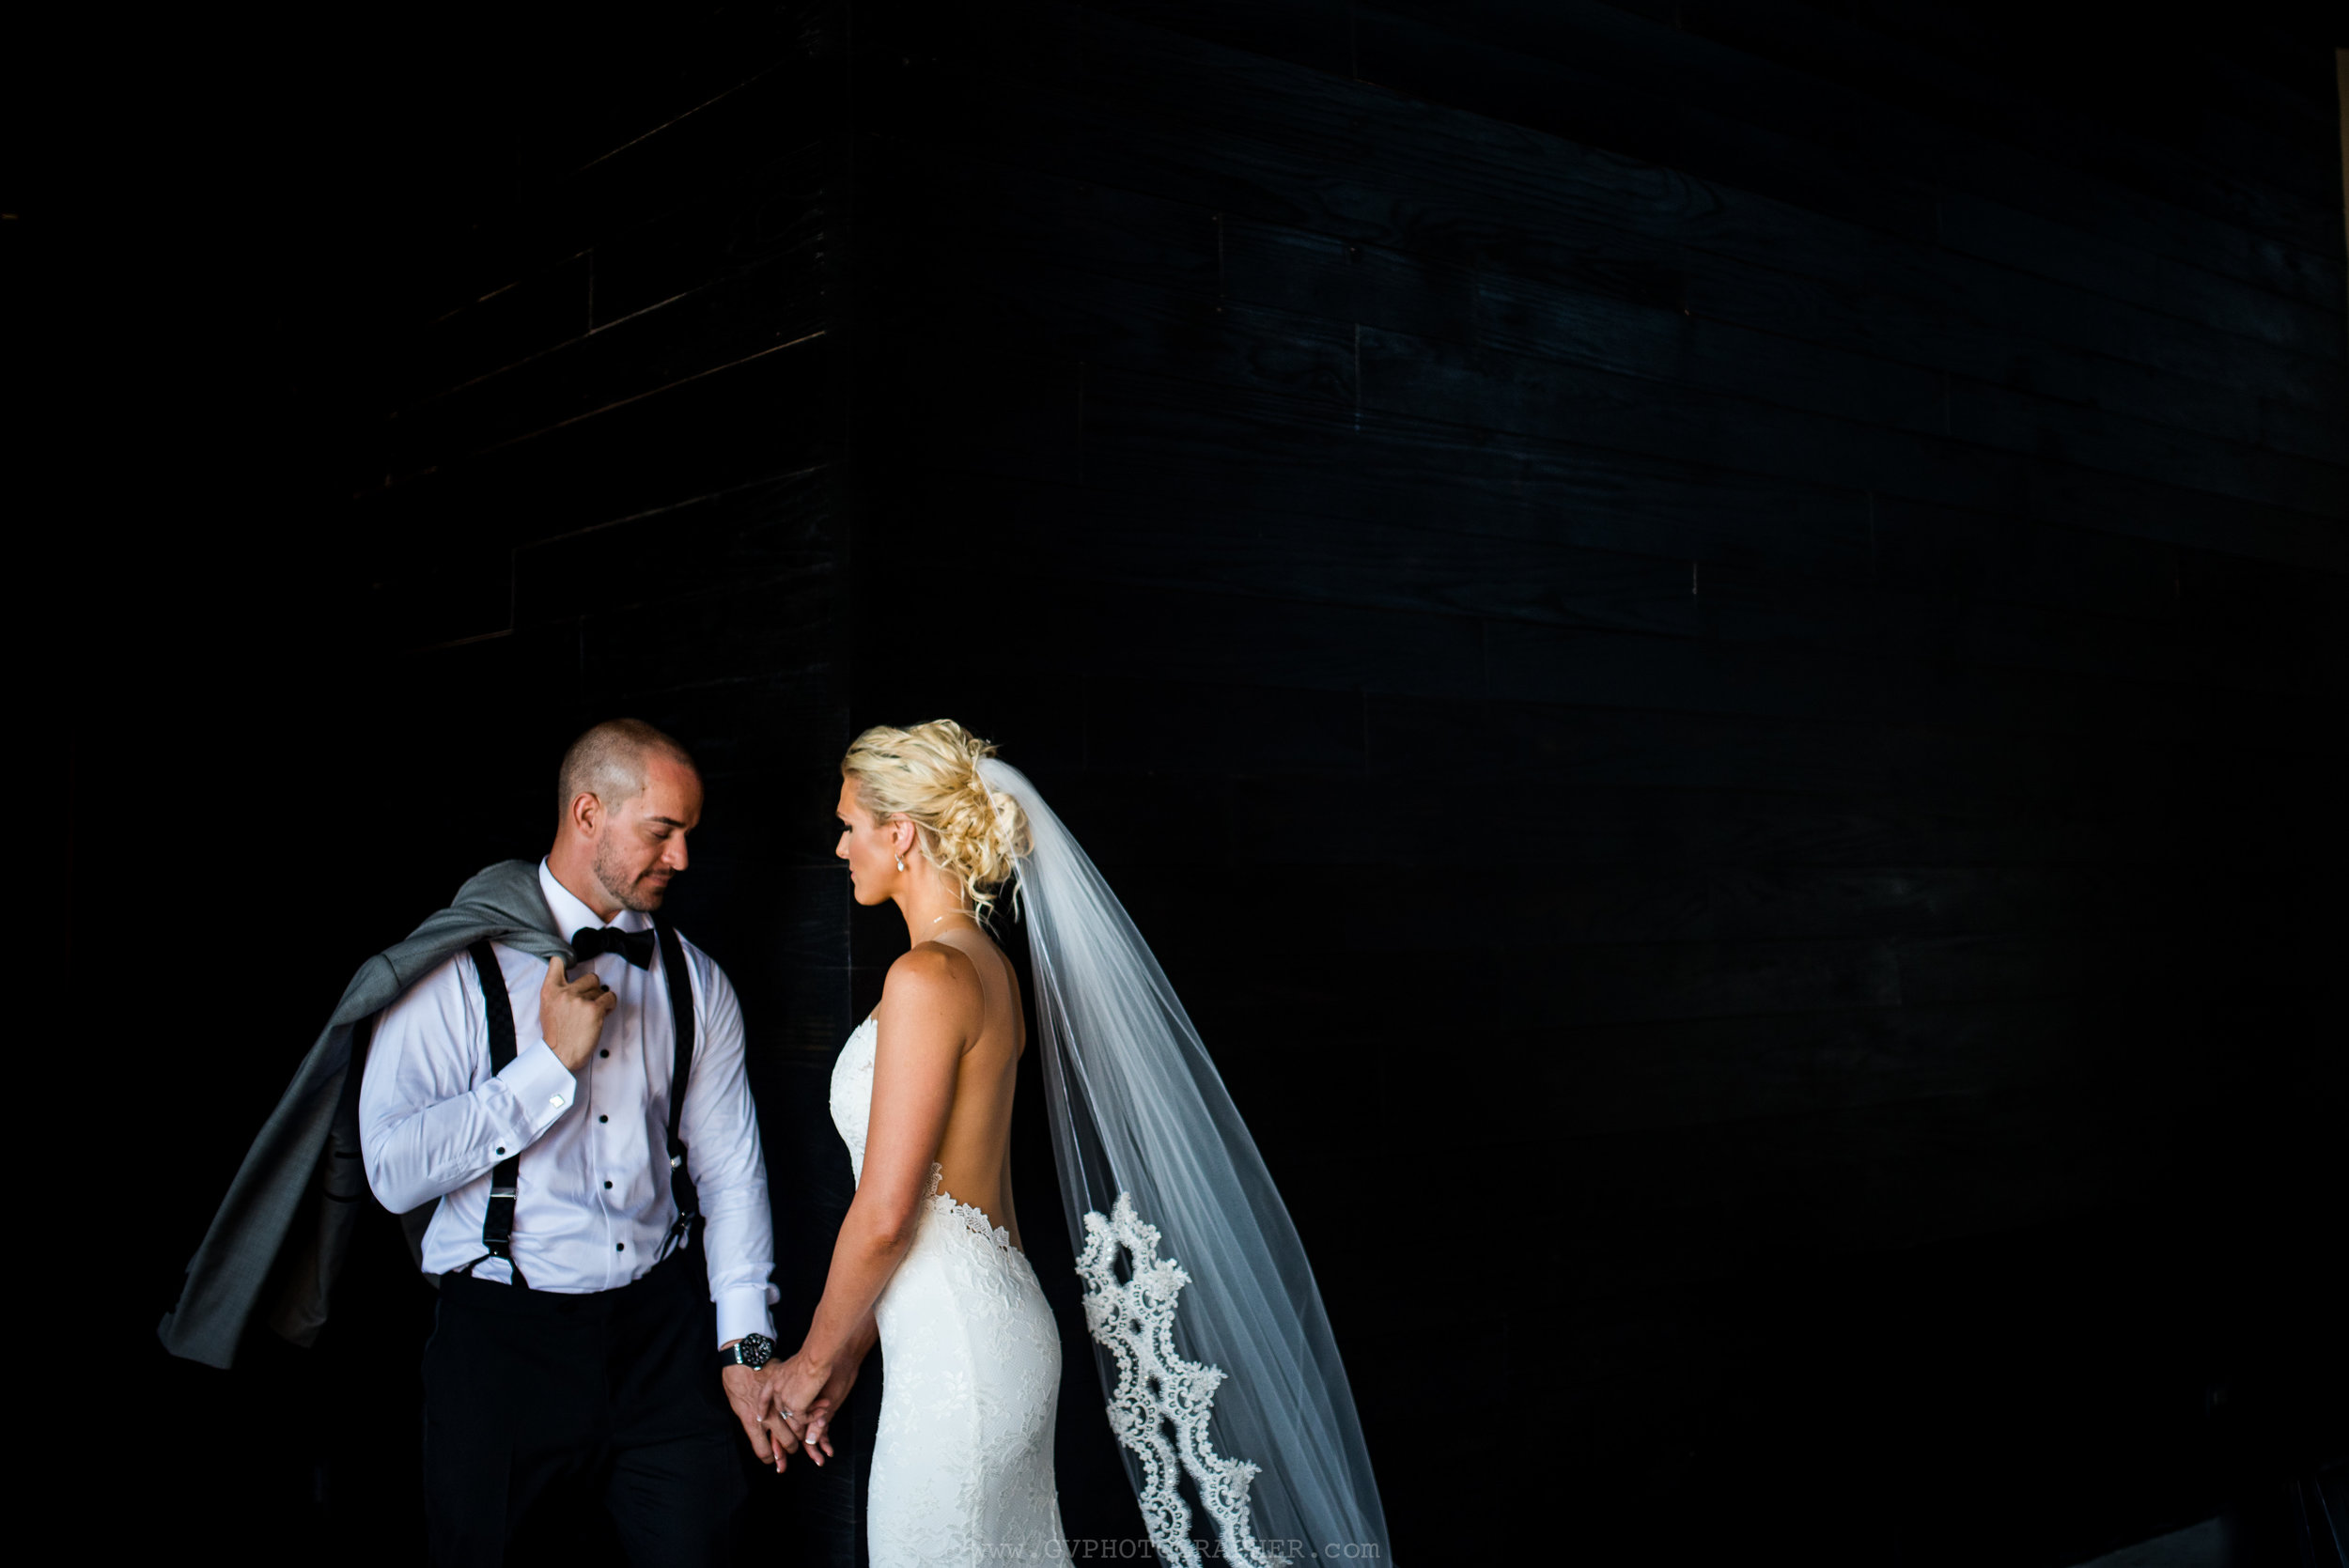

{"left": 421, "top": 1249, "right": 748, "bottom": 1567}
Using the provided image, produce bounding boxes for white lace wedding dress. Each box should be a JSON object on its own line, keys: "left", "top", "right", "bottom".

{"left": 830, "top": 1016, "right": 1067, "bottom": 1565}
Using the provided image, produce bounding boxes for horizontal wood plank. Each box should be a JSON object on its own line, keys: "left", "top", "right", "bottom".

{"left": 921, "top": 8, "right": 2349, "bottom": 382}
{"left": 893, "top": 142, "right": 2348, "bottom": 465}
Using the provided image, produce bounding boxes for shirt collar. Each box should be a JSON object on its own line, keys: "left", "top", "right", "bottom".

{"left": 538, "top": 858, "right": 651, "bottom": 938}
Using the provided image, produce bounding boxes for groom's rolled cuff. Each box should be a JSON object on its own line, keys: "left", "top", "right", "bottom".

{"left": 715, "top": 1288, "right": 776, "bottom": 1348}
{"left": 491, "top": 1041, "right": 581, "bottom": 1139}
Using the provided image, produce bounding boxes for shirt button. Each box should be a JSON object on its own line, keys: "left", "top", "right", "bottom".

{"left": 615, "top": 1243, "right": 626, "bottom": 1252}
{"left": 599, "top": 1113, "right": 609, "bottom": 1124}
{"left": 495, "top": 1146, "right": 506, "bottom": 1157}
{"left": 599, "top": 1049, "right": 610, "bottom": 1058}
{"left": 550, "top": 1095, "right": 565, "bottom": 1107}
{"left": 603, "top": 1180, "right": 614, "bottom": 1189}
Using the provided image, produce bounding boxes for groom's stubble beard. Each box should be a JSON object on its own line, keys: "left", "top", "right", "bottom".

{"left": 592, "top": 831, "right": 674, "bottom": 913}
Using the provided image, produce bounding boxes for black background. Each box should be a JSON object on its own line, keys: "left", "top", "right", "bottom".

{"left": 27, "top": 2, "right": 2346, "bottom": 1564}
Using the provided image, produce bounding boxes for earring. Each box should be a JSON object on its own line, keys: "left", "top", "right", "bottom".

{"left": 895, "top": 854, "right": 906, "bottom": 871}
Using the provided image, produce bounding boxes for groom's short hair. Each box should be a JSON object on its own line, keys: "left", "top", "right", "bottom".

{"left": 557, "top": 719, "right": 698, "bottom": 820}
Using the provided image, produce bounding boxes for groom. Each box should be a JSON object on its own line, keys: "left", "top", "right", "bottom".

{"left": 157, "top": 719, "right": 801, "bottom": 1559}
{"left": 353, "top": 718, "right": 801, "bottom": 1562}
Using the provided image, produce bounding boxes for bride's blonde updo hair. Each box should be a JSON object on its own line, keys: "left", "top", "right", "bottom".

{"left": 841, "top": 719, "right": 1031, "bottom": 924}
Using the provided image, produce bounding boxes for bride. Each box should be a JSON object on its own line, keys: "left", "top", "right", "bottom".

{"left": 755, "top": 722, "right": 1392, "bottom": 1568}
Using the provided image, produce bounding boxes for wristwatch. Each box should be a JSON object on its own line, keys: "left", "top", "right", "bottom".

{"left": 718, "top": 1332, "right": 775, "bottom": 1372}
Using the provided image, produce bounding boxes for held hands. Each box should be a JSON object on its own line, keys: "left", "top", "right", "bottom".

{"left": 718, "top": 1343, "right": 850, "bottom": 1473}
{"left": 539, "top": 956, "right": 617, "bottom": 1072}
{"left": 743, "top": 1351, "right": 862, "bottom": 1472}
{"left": 723, "top": 1361, "right": 804, "bottom": 1470}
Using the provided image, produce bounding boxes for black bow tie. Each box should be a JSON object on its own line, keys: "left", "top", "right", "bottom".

{"left": 570, "top": 925, "right": 656, "bottom": 970}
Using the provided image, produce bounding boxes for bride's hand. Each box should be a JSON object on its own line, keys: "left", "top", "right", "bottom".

{"left": 798, "top": 1354, "right": 867, "bottom": 1462}
{"left": 756, "top": 1353, "right": 834, "bottom": 1467}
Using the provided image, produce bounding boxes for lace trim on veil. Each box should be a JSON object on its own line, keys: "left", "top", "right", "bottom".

{"left": 1077, "top": 1193, "right": 1290, "bottom": 1568}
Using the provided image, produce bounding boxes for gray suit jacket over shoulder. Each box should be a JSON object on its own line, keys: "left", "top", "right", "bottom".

{"left": 158, "top": 860, "right": 575, "bottom": 1369}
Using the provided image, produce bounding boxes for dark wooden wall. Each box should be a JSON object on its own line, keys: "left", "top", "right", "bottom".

{"left": 106, "top": 8, "right": 873, "bottom": 1561}
{"left": 81, "top": 1, "right": 2343, "bottom": 1564}
{"left": 844, "top": 3, "right": 2347, "bottom": 1564}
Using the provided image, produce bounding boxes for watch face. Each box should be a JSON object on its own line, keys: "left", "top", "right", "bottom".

{"left": 740, "top": 1333, "right": 775, "bottom": 1368}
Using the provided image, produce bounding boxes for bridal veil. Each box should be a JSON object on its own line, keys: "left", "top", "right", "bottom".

{"left": 976, "top": 758, "right": 1392, "bottom": 1567}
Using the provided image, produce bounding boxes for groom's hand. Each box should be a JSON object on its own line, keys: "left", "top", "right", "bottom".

{"left": 722, "top": 1358, "right": 799, "bottom": 1470}
{"left": 539, "top": 956, "right": 617, "bottom": 1072}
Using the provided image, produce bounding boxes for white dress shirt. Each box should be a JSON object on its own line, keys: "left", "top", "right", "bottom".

{"left": 359, "top": 861, "right": 778, "bottom": 1344}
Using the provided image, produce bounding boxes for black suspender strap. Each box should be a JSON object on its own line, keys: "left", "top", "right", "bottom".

{"left": 459, "top": 939, "right": 530, "bottom": 1288}
{"left": 654, "top": 919, "right": 703, "bottom": 1261}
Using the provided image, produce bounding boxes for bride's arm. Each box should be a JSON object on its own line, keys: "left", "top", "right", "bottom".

{"left": 762, "top": 948, "right": 976, "bottom": 1421}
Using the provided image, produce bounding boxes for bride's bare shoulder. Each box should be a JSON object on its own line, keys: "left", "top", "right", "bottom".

{"left": 880, "top": 942, "right": 985, "bottom": 1029}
